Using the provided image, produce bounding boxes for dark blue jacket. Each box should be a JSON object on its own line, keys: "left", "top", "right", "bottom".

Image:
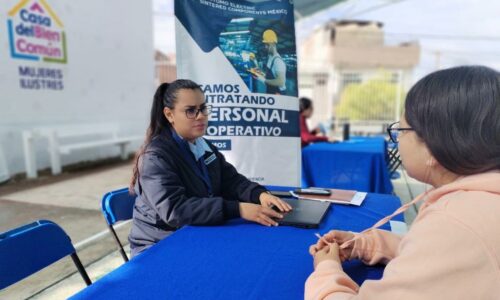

{"left": 129, "top": 130, "right": 267, "bottom": 255}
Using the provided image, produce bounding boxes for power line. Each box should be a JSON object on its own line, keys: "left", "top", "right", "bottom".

{"left": 303, "top": 29, "right": 500, "bottom": 42}
{"left": 422, "top": 48, "right": 500, "bottom": 57}
{"left": 337, "top": 1, "right": 500, "bottom": 42}
{"left": 297, "top": 23, "right": 500, "bottom": 43}
{"left": 386, "top": 32, "right": 500, "bottom": 41}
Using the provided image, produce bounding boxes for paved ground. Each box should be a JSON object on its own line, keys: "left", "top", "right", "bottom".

{"left": 0, "top": 164, "right": 132, "bottom": 211}
{"left": 0, "top": 159, "right": 427, "bottom": 299}
{"left": 0, "top": 160, "right": 133, "bottom": 300}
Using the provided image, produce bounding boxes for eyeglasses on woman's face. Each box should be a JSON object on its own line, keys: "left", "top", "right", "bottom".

{"left": 387, "top": 121, "right": 414, "bottom": 143}
{"left": 183, "top": 105, "right": 212, "bottom": 119}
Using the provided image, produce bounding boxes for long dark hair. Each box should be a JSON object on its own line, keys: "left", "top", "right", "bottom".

{"left": 129, "top": 79, "right": 203, "bottom": 193}
{"left": 405, "top": 65, "right": 500, "bottom": 175}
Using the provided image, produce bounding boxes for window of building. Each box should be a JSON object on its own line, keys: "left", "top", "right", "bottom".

{"left": 341, "top": 72, "right": 362, "bottom": 88}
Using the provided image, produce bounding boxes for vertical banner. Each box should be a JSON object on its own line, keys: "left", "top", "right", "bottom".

{"left": 175, "top": 0, "right": 300, "bottom": 187}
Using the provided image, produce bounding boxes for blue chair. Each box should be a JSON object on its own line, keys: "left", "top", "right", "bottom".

{"left": 101, "top": 187, "right": 136, "bottom": 262}
{"left": 0, "top": 220, "right": 91, "bottom": 290}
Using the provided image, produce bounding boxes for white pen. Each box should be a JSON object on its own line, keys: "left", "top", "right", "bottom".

{"left": 314, "top": 233, "right": 331, "bottom": 244}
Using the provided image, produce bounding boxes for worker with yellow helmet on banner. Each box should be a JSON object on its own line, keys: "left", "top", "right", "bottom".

{"left": 252, "top": 29, "right": 287, "bottom": 95}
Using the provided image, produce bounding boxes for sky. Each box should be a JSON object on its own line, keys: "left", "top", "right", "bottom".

{"left": 153, "top": 0, "right": 500, "bottom": 81}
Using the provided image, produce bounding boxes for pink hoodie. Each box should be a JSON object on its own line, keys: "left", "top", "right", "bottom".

{"left": 305, "top": 171, "right": 500, "bottom": 300}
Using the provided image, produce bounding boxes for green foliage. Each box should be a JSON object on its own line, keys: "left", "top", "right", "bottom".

{"left": 336, "top": 74, "right": 405, "bottom": 121}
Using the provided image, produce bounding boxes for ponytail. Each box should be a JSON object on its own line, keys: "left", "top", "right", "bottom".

{"left": 129, "top": 83, "right": 170, "bottom": 193}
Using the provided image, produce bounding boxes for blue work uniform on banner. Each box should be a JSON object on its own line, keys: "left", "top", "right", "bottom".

{"left": 264, "top": 55, "right": 286, "bottom": 95}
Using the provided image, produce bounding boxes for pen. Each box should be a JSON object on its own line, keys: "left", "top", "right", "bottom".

{"left": 314, "top": 233, "right": 331, "bottom": 245}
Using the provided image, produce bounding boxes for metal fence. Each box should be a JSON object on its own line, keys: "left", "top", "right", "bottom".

{"left": 298, "top": 66, "right": 410, "bottom": 135}
{"left": 336, "top": 70, "right": 405, "bottom": 121}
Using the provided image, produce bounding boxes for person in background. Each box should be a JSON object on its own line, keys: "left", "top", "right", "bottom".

{"left": 300, "top": 97, "right": 329, "bottom": 147}
{"left": 128, "top": 79, "right": 292, "bottom": 256}
{"left": 306, "top": 66, "right": 500, "bottom": 299}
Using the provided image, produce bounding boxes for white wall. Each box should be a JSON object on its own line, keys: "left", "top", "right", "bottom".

{"left": 0, "top": 0, "right": 154, "bottom": 175}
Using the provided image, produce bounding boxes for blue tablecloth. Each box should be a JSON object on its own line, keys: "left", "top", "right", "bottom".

{"left": 71, "top": 193, "right": 403, "bottom": 300}
{"left": 302, "top": 137, "right": 393, "bottom": 194}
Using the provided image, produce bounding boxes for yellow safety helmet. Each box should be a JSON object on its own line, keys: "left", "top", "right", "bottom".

{"left": 262, "top": 29, "right": 278, "bottom": 44}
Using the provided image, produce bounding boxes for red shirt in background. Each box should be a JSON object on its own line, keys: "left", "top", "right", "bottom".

{"left": 300, "top": 114, "right": 328, "bottom": 147}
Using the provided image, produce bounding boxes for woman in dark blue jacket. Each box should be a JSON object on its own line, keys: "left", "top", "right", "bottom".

{"left": 128, "top": 79, "right": 291, "bottom": 256}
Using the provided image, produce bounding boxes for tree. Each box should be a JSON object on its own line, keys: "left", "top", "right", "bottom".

{"left": 336, "top": 73, "right": 405, "bottom": 121}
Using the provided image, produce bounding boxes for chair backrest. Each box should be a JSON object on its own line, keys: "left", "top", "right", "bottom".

{"left": 387, "top": 144, "right": 402, "bottom": 176}
{"left": 0, "top": 220, "right": 83, "bottom": 289}
{"left": 101, "top": 188, "right": 136, "bottom": 226}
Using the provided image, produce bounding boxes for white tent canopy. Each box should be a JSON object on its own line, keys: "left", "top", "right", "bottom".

{"left": 294, "top": 0, "right": 347, "bottom": 19}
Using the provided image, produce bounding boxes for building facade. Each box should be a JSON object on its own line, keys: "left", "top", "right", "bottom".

{"left": 298, "top": 20, "right": 420, "bottom": 133}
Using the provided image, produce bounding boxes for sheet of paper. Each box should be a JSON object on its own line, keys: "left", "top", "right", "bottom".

{"left": 389, "top": 220, "right": 408, "bottom": 235}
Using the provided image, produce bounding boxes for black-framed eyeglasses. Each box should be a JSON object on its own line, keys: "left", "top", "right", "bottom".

{"left": 387, "top": 121, "right": 414, "bottom": 143}
{"left": 184, "top": 105, "right": 212, "bottom": 119}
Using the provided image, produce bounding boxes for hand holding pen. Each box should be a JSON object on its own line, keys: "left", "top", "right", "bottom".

{"left": 310, "top": 231, "right": 356, "bottom": 262}
{"left": 311, "top": 233, "right": 342, "bottom": 268}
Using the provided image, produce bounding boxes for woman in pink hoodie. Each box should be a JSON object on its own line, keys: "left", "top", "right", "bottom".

{"left": 306, "top": 66, "right": 500, "bottom": 300}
